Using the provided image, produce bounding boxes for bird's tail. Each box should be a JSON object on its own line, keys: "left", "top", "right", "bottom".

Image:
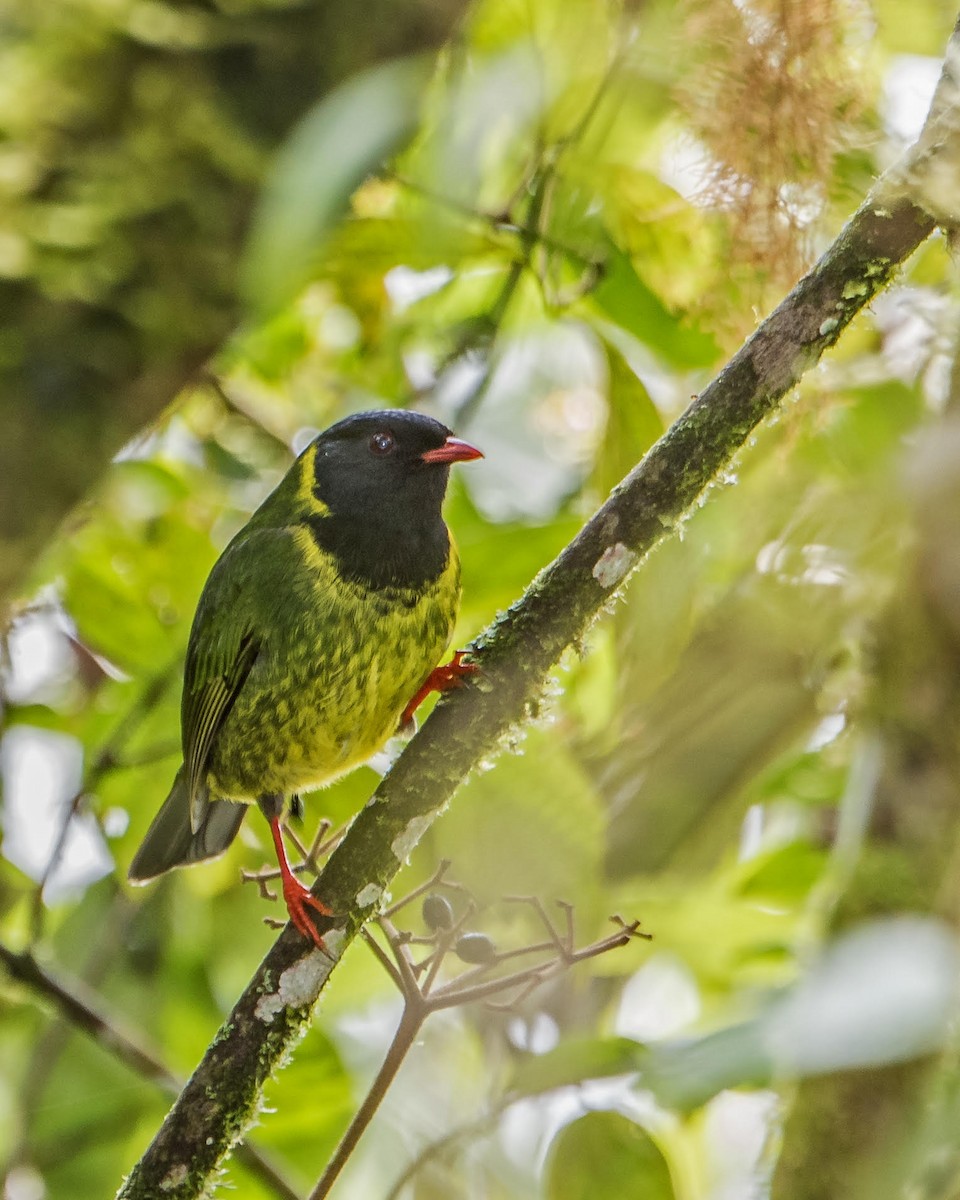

{"left": 128, "top": 767, "right": 246, "bottom": 882}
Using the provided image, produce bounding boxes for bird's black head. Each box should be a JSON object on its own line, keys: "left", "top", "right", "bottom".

{"left": 305, "top": 409, "right": 482, "bottom": 590}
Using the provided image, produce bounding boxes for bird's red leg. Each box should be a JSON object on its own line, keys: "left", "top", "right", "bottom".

{"left": 401, "top": 650, "right": 479, "bottom": 727}
{"left": 267, "top": 814, "right": 332, "bottom": 948}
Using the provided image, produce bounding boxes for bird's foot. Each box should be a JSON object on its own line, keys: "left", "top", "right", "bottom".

{"left": 281, "top": 871, "right": 333, "bottom": 949}
{"left": 264, "top": 810, "right": 334, "bottom": 950}
{"left": 400, "top": 650, "right": 479, "bottom": 728}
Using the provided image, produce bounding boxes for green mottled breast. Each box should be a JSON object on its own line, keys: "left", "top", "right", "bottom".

{"left": 198, "top": 522, "right": 459, "bottom": 802}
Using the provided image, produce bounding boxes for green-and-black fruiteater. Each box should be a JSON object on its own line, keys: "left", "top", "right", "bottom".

{"left": 128, "top": 409, "right": 482, "bottom": 945}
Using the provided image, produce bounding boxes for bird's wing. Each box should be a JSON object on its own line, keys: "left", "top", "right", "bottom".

{"left": 182, "top": 632, "right": 259, "bottom": 830}
{"left": 181, "top": 538, "right": 266, "bottom": 830}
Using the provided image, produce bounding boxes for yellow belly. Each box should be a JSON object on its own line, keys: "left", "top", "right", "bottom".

{"left": 206, "top": 534, "right": 459, "bottom": 801}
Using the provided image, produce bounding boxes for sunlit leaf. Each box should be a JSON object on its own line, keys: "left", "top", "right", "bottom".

{"left": 589, "top": 244, "right": 719, "bottom": 368}
{"left": 642, "top": 918, "right": 960, "bottom": 1111}
{"left": 509, "top": 1036, "right": 644, "bottom": 1097}
{"left": 242, "top": 56, "right": 432, "bottom": 318}
{"left": 598, "top": 165, "right": 719, "bottom": 310}
{"left": 733, "top": 843, "right": 829, "bottom": 905}
{"left": 545, "top": 1112, "right": 675, "bottom": 1200}
{"left": 593, "top": 341, "right": 663, "bottom": 498}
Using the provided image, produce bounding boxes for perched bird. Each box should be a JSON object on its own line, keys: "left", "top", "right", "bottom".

{"left": 128, "top": 409, "right": 482, "bottom": 945}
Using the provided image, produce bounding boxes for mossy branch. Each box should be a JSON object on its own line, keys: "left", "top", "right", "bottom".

{"left": 116, "top": 160, "right": 947, "bottom": 1200}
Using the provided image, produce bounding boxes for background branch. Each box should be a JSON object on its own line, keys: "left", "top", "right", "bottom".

{"left": 29, "top": 664, "right": 178, "bottom": 942}
{"left": 0, "top": 941, "right": 303, "bottom": 1200}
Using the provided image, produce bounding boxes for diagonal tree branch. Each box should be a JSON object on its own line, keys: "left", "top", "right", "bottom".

{"left": 114, "top": 44, "right": 960, "bottom": 1188}
{"left": 117, "top": 189, "right": 935, "bottom": 1200}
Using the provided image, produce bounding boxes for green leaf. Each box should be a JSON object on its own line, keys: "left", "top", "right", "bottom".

{"left": 815, "top": 381, "right": 925, "bottom": 477}
{"left": 509, "top": 1036, "right": 645, "bottom": 1097}
{"left": 642, "top": 917, "right": 960, "bottom": 1111}
{"left": 433, "top": 726, "right": 605, "bottom": 903}
{"left": 641, "top": 1023, "right": 776, "bottom": 1114}
{"left": 413, "top": 44, "right": 545, "bottom": 207}
{"left": 733, "top": 842, "right": 829, "bottom": 905}
{"left": 589, "top": 244, "right": 719, "bottom": 368}
{"left": 593, "top": 341, "right": 664, "bottom": 497}
{"left": 2, "top": 703, "right": 65, "bottom": 732}
{"left": 242, "top": 56, "right": 432, "bottom": 318}
{"left": 449, "top": 485, "right": 581, "bottom": 632}
{"left": 546, "top": 1112, "right": 676, "bottom": 1200}
{"left": 592, "top": 165, "right": 720, "bottom": 311}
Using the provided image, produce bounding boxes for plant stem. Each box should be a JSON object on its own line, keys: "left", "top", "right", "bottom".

{"left": 307, "top": 1003, "right": 425, "bottom": 1200}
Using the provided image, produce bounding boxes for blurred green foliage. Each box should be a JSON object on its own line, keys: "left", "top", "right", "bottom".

{"left": 0, "top": 0, "right": 469, "bottom": 596}
{"left": 2, "top": 0, "right": 960, "bottom": 1198}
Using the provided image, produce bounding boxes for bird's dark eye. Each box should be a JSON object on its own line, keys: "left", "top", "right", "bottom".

{"left": 369, "top": 431, "right": 395, "bottom": 456}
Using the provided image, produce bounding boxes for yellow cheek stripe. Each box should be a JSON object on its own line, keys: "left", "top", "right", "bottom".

{"left": 292, "top": 523, "right": 330, "bottom": 578}
{"left": 296, "top": 443, "right": 331, "bottom": 519}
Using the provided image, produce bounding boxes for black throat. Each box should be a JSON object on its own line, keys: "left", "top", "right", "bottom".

{"left": 304, "top": 411, "right": 458, "bottom": 593}
{"left": 306, "top": 510, "right": 450, "bottom": 592}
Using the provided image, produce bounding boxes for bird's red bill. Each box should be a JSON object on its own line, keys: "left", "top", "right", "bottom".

{"left": 421, "top": 436, "right": 483, "bottom": 465}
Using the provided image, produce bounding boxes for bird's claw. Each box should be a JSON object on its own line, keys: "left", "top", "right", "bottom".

{"left": 282, "top": 874, "right": 332, "bottom": 949}
{"left": 432, "top": 649, "right": 479, "bottom": 689}
{"left": 400, "top": 650, "right": 479, "bottom": 727}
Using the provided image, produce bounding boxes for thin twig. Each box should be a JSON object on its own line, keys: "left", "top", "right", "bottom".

{"left": 204, "top": 373, "right": 294, "bottom": 454}
{"left": 328, "top": 902, "right": 645, "bottom": 1200}
{"left": 332, "top": 895, "right": 644, "bottom": 1200}
{"left": 0, "top": 941, "right": 303, "bottom": 1200}
{"left": 484, "top": 973, "right": 549, "bottom": 1012}
{"left": 503, "top": 895, "right": 571, "bottom": 958}
{"left": 427, "top": 926, "right": 641, "bottom": 1011}
{"left": 377, "top": 918, "right": 424, "bottom": 999}
{"left": 380, "top": 859, "right": 453, "bottom": 919}
{"left": 306, "top": 1005, "right": 425, "bottom": 1200}
{"left": 360, "top": 928, "right": 405, "bottom": 993}
{"left": 419, "top": 902, "right": 476, "bottom": 995}
{"left": 30, "top": 664, "right": 179, "bottom": 943}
